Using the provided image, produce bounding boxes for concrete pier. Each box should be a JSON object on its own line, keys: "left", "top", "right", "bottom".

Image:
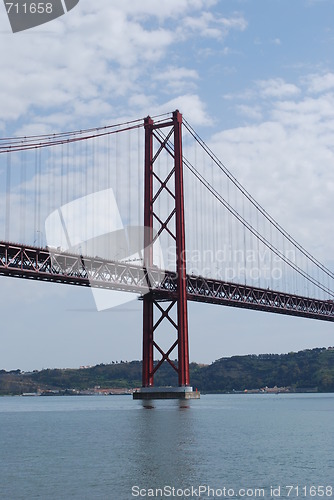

{"left": 133, "top": 386, "right": 200, "bottom": 400}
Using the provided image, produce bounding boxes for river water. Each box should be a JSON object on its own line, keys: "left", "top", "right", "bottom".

{"left": 0, "top": 393, "right": 333, "bottom": 499}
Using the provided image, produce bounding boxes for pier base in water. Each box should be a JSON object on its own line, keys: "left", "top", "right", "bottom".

{"left": 133, "top": 386, "right": 200, "bottom": 400}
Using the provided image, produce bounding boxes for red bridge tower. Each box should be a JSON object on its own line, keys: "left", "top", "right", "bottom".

{"left": 134, "top": 110, "right": 199, "bottom": 400}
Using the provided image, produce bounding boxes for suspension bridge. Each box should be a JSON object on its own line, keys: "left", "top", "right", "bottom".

{"left": 1, "top": 110, "right": 333, "bottom": 398}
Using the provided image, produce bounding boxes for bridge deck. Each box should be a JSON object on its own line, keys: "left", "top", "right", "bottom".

{"left": 1, "top": 241, "right": 334, "bottom": 322}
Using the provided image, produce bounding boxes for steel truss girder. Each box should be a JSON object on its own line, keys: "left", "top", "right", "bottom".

{"left": 183, "top": 275, "right": 334, "bottom": 322}
{"left": 1, "top": 241, "right": 334, "bottom": 322}
{"left": 0, "top": 241, "right": 154, "bottom": 293}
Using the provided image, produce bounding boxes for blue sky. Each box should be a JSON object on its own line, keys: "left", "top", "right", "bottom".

{"left": 1, "top": 0, "right": 334, "bottom": 371}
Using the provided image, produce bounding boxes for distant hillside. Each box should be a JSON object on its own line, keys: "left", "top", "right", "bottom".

{"left": 1, "top": 347, "right": 334, "bottom": 395}
{"left": 190, "top": 347, "right": 334, "bottom": 393}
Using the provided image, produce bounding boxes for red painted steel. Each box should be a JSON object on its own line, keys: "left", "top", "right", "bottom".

{"left": 142, "top": 116, "right": 154, "bottom": 387}
{"left": 141, "top": 110, "right": 191, "bottom": 387}
{"left": 173, "top": 111, "right": 190, "bottom": 386}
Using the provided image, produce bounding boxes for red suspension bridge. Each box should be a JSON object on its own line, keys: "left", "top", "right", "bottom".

{"left": 1, "top": 110, "right": 334, "bottom": 398}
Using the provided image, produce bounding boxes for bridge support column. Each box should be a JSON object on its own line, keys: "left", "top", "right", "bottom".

{"left": 136, "top": 110, "right": 199, "bottom": 399}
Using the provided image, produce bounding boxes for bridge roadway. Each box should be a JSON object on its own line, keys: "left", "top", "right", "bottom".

{"left": 1, "top": 241, "right": 334, "bottom": 322}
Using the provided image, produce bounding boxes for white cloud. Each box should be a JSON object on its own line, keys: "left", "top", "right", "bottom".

{"left": 209, "top": 78, "right": 334, "bottom": 264}
{"left": 306, "top": 72, "right": 334, "bottom": 93}
{"left": 0, "top": 1, "right": 244, "bottom": 133}
{"left": 116, "top": 0, "right": 218, "bottom": 21}
{"left": 183, "top": 11, "right": 247, "bottom": 40}
{"left": 236, "top": 104, "right": 263, "bottom": 121}
{"left": 154, "top": 66, "right": 199, "bottom": 93}
{"left": 257, "top": 78, "right": 301, "bottom": 99}
{"left": 156, "top": 94, "right": 212, "bottom": 126}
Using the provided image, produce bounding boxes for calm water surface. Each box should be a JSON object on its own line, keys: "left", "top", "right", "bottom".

{"left": 0, "top": 394, "right": 333, "bottom": 499}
